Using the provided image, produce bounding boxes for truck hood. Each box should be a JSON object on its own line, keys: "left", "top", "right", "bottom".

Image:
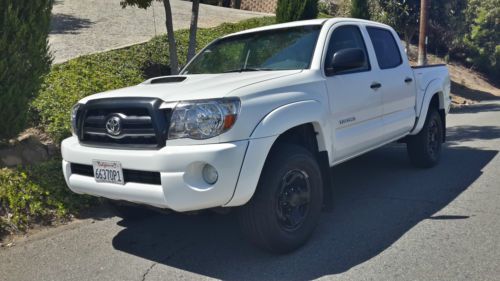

{"left": 80, "top": 70, "right": 302, "bottom": 103}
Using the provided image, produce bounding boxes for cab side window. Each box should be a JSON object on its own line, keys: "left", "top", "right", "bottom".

{"left": 325, "top": 25, "right": 370, "bottom": 75}
{"left": 366, "top": 27, "right": 402, "bottom": 69}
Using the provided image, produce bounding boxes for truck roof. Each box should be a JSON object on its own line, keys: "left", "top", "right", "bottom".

{"left": 224, "top": 18, "right": 392, "bottom": 38}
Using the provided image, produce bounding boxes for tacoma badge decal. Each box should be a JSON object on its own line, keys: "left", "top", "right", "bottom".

{"left": 339, "top": 117, "right": 356, "bottom": 125}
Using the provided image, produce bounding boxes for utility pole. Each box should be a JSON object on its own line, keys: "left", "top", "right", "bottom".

{"left": 418, "top": 0, "right": 430, "bottom": 65}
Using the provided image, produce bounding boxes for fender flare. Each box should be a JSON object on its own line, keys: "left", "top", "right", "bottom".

{"left": 410, "top": 78, "right": 448, "bottom": 135}
{"left": 250, "top": 100, "right": 331, "bottom": 148}
{"left": 225, "top": 100, "right": 332, "bottom": 207}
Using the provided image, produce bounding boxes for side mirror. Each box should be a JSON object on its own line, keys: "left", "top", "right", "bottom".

{"left": 326, "top": 48, "right": 366, "bottom": 75}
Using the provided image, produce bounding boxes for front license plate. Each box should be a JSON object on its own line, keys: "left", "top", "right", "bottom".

{"left": 92, "top": 160, "right": 124, "bottom": 185}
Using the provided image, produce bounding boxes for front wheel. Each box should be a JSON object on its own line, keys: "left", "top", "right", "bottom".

{"left": 238, "top": 144, "right": 323, "bottom": 254}
{"left": 407, "top": 109, "right": 443, "bottom": 168}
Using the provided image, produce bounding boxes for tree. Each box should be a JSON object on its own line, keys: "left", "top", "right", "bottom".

{"left": 276, "top": 0, "right": 319, "bottom": 23}
{"left": 187, "top": 0, "right": 200, "bottom": 62}
{"left": 0, "top": 0, "right": 53, "bottom": 140}
{"left": 377, "top": 0, "right": 419, "bottom": 55}
{"left": 351, "top": 0, "right": 370, "bottom": 20}
{"left": 427, "top": 0, "right": 468, "bottom": 56}
{"left": 121, "top": 0, "right": 200, "bottom": 74}
{"left": 462, "top": 0, "right": 499, "bottom": 77}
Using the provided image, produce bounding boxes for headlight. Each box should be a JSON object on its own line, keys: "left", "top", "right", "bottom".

{"left": 70, "top": 103, "right": 82, "bottom": 135}
{"left": 168, "top": 98, "right": 240, "bottom": 140}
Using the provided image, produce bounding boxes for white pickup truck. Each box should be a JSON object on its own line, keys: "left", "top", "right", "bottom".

{"left": 62, "top": 18, "right": 450, "bottom": 253}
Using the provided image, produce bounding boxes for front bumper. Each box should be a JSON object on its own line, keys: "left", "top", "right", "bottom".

{"left": 61, "top": 137, "right": 248, "bottom": 212}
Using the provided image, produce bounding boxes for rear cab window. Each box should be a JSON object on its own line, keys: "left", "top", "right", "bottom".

{"left": 366, "top": 27, "right": 402, "bottom": 69}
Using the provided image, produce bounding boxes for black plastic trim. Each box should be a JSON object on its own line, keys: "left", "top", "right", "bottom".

{"left": 411, "top": 64, "right": 446, "bottom": 69}
{"left": 150, "top": 76, "right": 187, "bottom": 84}
{"left": 70, "top": 163, "right": 161, "bottom": 185}
{"left": 75, "top": 97, "right": 171, "bottom": 149}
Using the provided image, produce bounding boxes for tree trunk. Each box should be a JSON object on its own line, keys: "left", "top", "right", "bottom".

{"left": 163, "top": 0, "right": 179, "bottom": 75}
{"left": 417, "top": 0, "right": 429, "bottom": 65}
{"left": 187, "top": 0, "right": 200, "bottom": 62}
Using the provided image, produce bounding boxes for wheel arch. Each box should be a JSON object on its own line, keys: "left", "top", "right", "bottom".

{"left": 410, "top": 78, "right": 448, "bottom": 136}
{"left": 250, "top": 100, "right": 332, "bottom": 155}
{"left": 225, "top": 100, "right": 334, "bottom": 208}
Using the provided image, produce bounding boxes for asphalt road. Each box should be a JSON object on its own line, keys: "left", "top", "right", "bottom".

{"left": 1, "top": 102, "right": 500, "bottom": 281}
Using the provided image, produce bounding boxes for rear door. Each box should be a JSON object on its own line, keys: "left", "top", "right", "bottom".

{"left": 323, "top": 24, "right": 385, "bottom": 162}
{"left": 366, "top": 26, "right": 417, "bottom": 140}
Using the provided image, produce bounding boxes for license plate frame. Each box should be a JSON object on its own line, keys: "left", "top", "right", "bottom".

{"left": 92, "top": 160, "right": 125, "bottom": 185}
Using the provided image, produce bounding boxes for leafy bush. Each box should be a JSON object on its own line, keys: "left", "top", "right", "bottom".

{"left": 31, "top": 17, "right": 275, "bottom": 143}
{"left": 0, "top": 0, "right": 53, "bottom": 141}
{"left": 463, "top": 0, "right": 499, "bottom": 78}
{"left": 0, "top": 160, "right": 97, "bottom": 235}
{"left": 276, "top": 0, "right": 318, "bottom": 23}
{"left": 318, "top": 0, "right": 340, "bottom": 16}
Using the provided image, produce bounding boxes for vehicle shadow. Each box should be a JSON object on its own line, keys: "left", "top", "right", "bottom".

{"left": 112, "top": 144, "right": 497, "bottom": 280}
{"left": 447, "top": 125, "right": 500, "bottom": 143}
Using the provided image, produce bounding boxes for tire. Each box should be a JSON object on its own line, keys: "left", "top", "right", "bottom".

{"left": 109, "top": 201, "right": 154, "bottom": 220}
{"left": 238, "top": 144, "right": 323, "bottom": 254}
{"left": 407, "top": 109, "right": 443, "bottom": 168}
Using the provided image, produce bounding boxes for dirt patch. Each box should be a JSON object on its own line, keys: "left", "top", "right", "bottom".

{"left": 406, "top": 44, "right": 500, "bottom": 106}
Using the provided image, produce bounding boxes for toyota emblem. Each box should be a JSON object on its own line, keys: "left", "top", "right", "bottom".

{"left": 105, "top": 115, "right": 122, "bottom": 136}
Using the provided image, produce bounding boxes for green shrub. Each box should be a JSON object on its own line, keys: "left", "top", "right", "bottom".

{"left": 318, "top": 1, "right": 339, "bottom": 17}
{"left": 463, "top": 0, "right": 499, "bottom": 78}
{"left": 0, "top": 160, "right": 96, "bottom": 235}
{"left": 276, "top": 0, "right": 318, "bottom": 23}
{"left": 0, "top": 0, "right": 53, "bottom": 141}
{"left": 31, "top": 17, "right": 275, "bottom": 143}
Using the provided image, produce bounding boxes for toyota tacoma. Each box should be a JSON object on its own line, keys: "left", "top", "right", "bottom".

{"left": 62, "top": 18, "right": 450, "bottom": 253}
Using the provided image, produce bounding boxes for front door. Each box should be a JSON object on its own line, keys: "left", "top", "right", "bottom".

{"left": 323, "top": 24, "right": 385, "bottom": 162}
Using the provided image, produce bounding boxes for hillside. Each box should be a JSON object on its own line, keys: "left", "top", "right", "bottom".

{"left": 406, "top": 46, "right": 500, "bottom": 106}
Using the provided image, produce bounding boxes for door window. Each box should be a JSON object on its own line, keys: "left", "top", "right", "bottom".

{"left": 325, "top": 25, "right": 370, "bottom": 75}
{"left": 366, "top": 27, "right": 403, "bottom": 69}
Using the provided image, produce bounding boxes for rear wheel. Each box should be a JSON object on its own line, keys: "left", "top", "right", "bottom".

{"left": 238, "top": 144, "right": 323, "bottom": 254}
{"left": 407, "top": 109, "right": 443, "bottom": 168}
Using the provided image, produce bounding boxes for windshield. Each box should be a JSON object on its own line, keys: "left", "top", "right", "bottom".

{"left": 182, "top": 25, "right": 321, "bottom": 74}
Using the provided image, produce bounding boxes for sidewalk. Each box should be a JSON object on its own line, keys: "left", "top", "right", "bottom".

{"left": 49, "top": 0, "right": 269, "bottom": 63}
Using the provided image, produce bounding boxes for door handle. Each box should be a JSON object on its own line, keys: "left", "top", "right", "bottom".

{"left": 405, "top": 77, "right": 413, "bottom": 83}
{"left": 370, "top": 82, "right": 382, "bottom": 89}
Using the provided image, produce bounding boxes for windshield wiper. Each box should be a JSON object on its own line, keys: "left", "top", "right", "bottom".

{"left": 223, "top": 67, "right": 274, "bottom": 73}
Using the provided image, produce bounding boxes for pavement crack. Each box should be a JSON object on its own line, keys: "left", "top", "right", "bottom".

{"left": 141, "top": 262, "right": 157, "bottom": 281}
{"left": 140, "top": 241, "right": 193, "bottom": 281}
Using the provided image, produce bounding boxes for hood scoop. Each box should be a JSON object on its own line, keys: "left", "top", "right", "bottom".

{"left": 149, "top": 76, "right": 187, "bottom": 84}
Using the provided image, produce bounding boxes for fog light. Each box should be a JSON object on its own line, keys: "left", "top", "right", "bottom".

{"left": 202, "top": 164, "right": 218, "bottom": 184}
